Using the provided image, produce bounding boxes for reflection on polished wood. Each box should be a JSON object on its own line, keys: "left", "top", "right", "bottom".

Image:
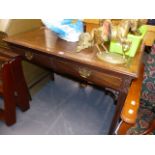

{"left": 4, "top": 26, "right": 144, "bottom": 134}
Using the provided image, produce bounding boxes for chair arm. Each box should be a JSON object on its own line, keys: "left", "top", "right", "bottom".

{"left": 121, "top": 63, "right": 144, "bottom": 124}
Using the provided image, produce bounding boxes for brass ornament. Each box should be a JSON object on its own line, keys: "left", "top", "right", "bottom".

{"left": 78, "top": 67, "right": 91, "bottom": 78}
{"left": 76, "top": 19, "right": 145, "bottom": 64}
{"left": 25, "top": 51, "right": 34, "bottom": 60}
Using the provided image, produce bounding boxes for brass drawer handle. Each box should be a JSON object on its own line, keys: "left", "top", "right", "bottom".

{"left": 25, "top": 51, "right": 34, "bottom": 60}
{"left": 78, "top": 67, "right": 91, "bottom": 78}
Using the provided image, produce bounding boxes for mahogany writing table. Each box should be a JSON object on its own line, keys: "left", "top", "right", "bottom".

{"left": 4, "top": 27, "right": 144, "bottom": 134}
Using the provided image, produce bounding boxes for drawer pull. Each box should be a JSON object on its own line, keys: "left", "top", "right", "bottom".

{"left": 25, "top": 51, "right": 34, "bottom": 60}
{"left": 78, "top": 67, "right": 91, "bottom": 78}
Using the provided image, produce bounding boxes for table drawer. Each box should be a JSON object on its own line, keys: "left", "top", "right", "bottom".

{"left": 10, "top": 45, "right": 122, "bottom": 89}
{"left": 53, "top": 59, "right": 83, "bottom": 79}
{"left": 25, "top": 51, "right": 53, "bottom": 68}
{"left": 11, "top": 46, "right": 53, "bottom": 68}
{"left": 53, "top": 60, "right": 122, "bottom": 89}
{"left": 88, "top": 69, "right": 122, "bottom": 89}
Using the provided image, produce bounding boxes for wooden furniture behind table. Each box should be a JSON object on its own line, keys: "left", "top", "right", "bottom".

{"left": 0, "top": 50, "right": 30, "bottom": 126}
{"left": 83, "top": 19, "right": 122, "bottom": 32}
{"left": 83, "top": 19, "right": 100, "bottom": 32}
{"left": 3, "top": 26, "right": 144, "bottom": 134}
{"left": 144, "top": 25, "right": 155, "bottom": 46}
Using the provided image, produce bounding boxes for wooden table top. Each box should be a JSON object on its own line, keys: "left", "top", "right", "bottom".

{"left": 4, "top": 27, "right": 144, "bottom": 78}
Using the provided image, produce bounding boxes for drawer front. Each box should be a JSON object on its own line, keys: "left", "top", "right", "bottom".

{"left": 88, "top": 69, "right": 122, "bottom": 89}
{"left": 11, "top": 46, "right": 53, "bottom": 68}
{"left": 10, "top": 45, "right": 122, "bottom": 89}
{"left": 52, "top": 59, "right": 83, "bottom": 79}
{"left": 27, "top": 52, "right": 53, "bottom": 68}
{"left": 53, "top": 60, "right": 122, "bottom": 89}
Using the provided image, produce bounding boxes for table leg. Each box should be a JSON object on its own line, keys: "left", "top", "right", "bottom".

{"left": 108, "top": 92, "right": 127, "bottom": 134}
{"left": 108, "top": 77, "right": 132, "bottom": 135}
{"left": 51, "top": 72, "right": 55, "bottom": 81}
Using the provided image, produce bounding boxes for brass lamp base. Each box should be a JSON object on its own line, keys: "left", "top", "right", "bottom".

{"left": 97, "top": 52, "right": 127, "bottom": 64}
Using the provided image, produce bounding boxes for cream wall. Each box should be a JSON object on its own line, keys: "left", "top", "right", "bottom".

{"left": 0, "top": 19, "right": 42, "bottom": 36}
{"left": 0, "top": 19, "right": 10, "bottom": 32}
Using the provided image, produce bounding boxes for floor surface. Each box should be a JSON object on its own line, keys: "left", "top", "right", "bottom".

{"left": 0, "top": 74, "right": 115, "bottom": 135}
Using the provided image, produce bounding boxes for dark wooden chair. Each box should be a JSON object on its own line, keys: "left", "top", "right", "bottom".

{"left": 117, "top": 42, "right": 155, "bottom": 135}
{"left": 0, "top": 50, "right": 30, "bottom": 126}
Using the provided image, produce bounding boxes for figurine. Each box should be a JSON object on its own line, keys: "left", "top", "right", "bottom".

{"left": 76, "top": 32, "right": 93, "bottom": 52}
{"left": 76, "top": 21, "right": 110, "bottom": 53}
{"left": 76, "top": 19, "right": 146, "bottom": 57}
{"left": 109, "top": 19, "right": 146, "bottom": 58}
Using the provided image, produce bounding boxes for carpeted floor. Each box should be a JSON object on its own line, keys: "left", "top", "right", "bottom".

{"left": 0, "top": 74, "right": 115, "bottom": 135}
